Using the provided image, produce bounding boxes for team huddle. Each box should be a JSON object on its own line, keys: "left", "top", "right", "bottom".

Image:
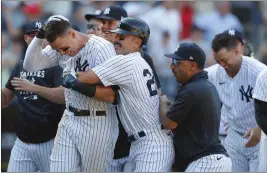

{"left": 2, "top": 5, "right": 267, "bottom": 173}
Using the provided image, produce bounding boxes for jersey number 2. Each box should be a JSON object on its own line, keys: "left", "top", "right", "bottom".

{"left": 143, "top": 69, "right": 158, "bottom": 96}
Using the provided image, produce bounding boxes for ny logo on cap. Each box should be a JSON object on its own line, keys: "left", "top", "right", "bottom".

{"left": 189, "top": 56, "right": 194, "bottom": 60}
{"left": 35, "top": 21, "right": 42, "bottom": 29}
{"left": 228, "top": 29, "right": 235, "bottom": 36}
{"left": 104, "top": 8, "right": 110, "bottom": 15}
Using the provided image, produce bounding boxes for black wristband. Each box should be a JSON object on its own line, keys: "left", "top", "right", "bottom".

{"left": 36, "top": 28, "right": 46, "bottom": 39}
{"left": 73, "top": 80, "right": 96, "bottom": 97}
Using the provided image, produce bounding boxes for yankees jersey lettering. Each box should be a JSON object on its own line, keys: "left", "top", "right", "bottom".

{"left": 93, "top": 52, "right": 159, "bottom": 134}
{"left": 206, "top": 56, "right": 266, "bottom": 134}
{"left": 42, "top": 35, "right": 116, "bottom": 110}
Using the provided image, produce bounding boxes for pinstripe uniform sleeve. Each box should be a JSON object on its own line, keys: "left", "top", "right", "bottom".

{"left": 253, "top": 69, "right": 267, "bottom": 102}
{"left": 42, "top": 45, "right": 61, "bottom": 67}
{"left": 92, "top": 55, "right": 134, "bottom": 87}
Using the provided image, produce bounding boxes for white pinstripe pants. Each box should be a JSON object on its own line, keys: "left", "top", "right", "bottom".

{"left": 7, "top": 137, "right": 54, "bottom": 172}
{"left": 185, "top": 154, "right": 232, "bottom": 172}
{"left": 127, "top": 127, "right": 175, "bottom": 172}
{"left": 259, "top": 131, "right": 267, "bottom": 172}
{"left": 224, "top": 128, "right": 259, "bottom": 172}
{"left": 50, "top": 110, "right": 118, "bottom": 172}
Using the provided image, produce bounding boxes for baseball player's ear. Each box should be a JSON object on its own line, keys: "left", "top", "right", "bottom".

{"left": 69, "top": 30, "right": 75, "bottom": 39}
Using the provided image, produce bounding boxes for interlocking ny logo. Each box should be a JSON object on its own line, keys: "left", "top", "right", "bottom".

{"left": 228, "top": 29, "right": 235, "bottom": 36}
{"left": 35, "top": 21, "right": 42, "bottom": 29}
{"left": 75, "top": 57, "right": 89, "bottom": 72}
{"left": 239, "top": 85, "right": 253, "bottom": 102}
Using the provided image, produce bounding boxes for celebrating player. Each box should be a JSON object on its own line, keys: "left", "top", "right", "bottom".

{"left": 23, "top": 15, "right": 119, "bottom": 172}
{"left": 70, "top": 17, "right": 174, "bottom": 172}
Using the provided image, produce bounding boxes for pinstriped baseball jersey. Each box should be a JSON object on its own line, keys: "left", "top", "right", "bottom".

{"left": 92, "top": 52, "right": 159, "bottom": 135}
{"left": 205, "top": 56, "right": 266, "bottom": 134}
{"left": 253, "top": 69, "right": 267, "bottom": 102}
{"left": 42, "top": 35, "right": 116, "bottom": 110}
{"left": 205, "top": 64, "right": 228, "bottom": 135}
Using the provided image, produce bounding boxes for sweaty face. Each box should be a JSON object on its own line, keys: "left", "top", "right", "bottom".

{"left": 114, "top": 34, "right": 140, "bottom": 55}
{"left": 170, "top": 60, "right": 192, "bottom": 84}
{"left": 101, "top": 19, "right": 119, "bottom": 43}
{"left": 87, "top": 19, "right": 102, "bottom": 36}
{"left": 213, "top": 47, "right": 239, "bottom": 72}
{"left": 50, "top": 31, "right": 79, "bottom": 56}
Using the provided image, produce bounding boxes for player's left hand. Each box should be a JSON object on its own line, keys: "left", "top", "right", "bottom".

{"left": 11, "top": 77, "right": 36, "bottom": 92}
{"left": 243, "top": 126, "right": 261, "bottom": 147}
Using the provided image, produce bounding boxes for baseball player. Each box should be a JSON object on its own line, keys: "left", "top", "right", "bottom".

{"left": 206, "top": 29, "right": 256, "bottom": 146}
{"left": 74, "top": 17, "right": 175, "bottom": 172}
{"left": 160, "top": 42, "right": 231, "bottom": 172}
{"left": 96, "top": 6, "right": 128, "bottom": 43}
{"left": 84, "top": 9, "right": 103, "bottom": 36}
{"left": 90, "top": 6, "right": 162, "bottom": 172}
{"left": 253, "top": 69, "right": 267, "bottom": 172}
{"left": 23, "top": 15, "right": 119, "bottom": 172}
{"left": 1, "top": 20, "right": 65, "bottom": 172}
{"left": 206, "top": 32, "right": 267, "bottom": 172}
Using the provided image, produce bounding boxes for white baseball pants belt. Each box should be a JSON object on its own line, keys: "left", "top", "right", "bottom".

{"left": 68, "top": 106, "right": 106, "bottom": 116}
{"left": 127, "top": 124, "right": 172, "bottom": 142}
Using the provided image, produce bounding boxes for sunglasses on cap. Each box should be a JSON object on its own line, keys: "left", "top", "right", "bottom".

{"left": 87, "top": 24, "right": 100, "bottom": 31}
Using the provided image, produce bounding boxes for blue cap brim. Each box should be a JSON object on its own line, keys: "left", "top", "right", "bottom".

{"left": 164, "top": 53, "right": 184, "bottom": 61}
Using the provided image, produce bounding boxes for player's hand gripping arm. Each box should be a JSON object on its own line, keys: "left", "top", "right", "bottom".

{"left": 159, "top": 95, "right": 178, "bottom": 130}
{"left": 11, "top": 77, "right": 65, "bottom": 104}
{"left": 62, "top": 71, "right": 115, "bottom": 103}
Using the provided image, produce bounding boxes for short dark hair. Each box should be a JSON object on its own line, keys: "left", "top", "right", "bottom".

{"left": 212, "top": 33, "right": 237, "bottom": 53}
{"left": 45, "top": 20, "right": 71, "bottom": 43}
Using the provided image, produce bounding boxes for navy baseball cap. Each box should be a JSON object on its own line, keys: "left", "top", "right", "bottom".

{"left": 84, "top": 10, "right": 102, "bottom": 21}
{"left": 96, "top": 6, "right": 127, "bottom": 21}
{"left": 25, "top": 20, "right": 43, "bottom": 34}
{"left": 164, "top": 42, "right": 206, "bottom": 68}
{"left": 223, "top": 29, "right": 246, "bottom": 44}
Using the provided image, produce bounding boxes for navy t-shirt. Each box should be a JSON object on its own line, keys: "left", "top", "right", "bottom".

{"left": 167, "top": 71, "right": 228, "bottom": 171}
{"left": 5, "top": 61, "right": 65, "bottom": 143}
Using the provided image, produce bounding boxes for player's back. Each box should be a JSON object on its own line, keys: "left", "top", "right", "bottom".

{"left": 116, "top": 52, "right": 160, "bottom": 134}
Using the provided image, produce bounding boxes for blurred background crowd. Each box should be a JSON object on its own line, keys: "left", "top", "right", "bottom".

{"left": 1, "top": 1, "right": 267, "bottom": 171}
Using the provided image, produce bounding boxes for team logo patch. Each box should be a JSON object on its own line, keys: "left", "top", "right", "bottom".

{"left": 239, "top": 85, "right": 253, "bottom": 102}
{"left": 228, "top": 29, "right": 235, "bottom": 36}
{"left": 35, "top": 21, "right": 43, "bottom": 29}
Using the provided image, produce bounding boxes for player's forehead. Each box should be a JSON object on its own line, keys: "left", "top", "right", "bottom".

{"left": 50, "top": 37, "right": 68, "bottom": 50}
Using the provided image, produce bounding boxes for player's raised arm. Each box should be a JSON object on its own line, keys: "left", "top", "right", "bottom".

{"left": 24, "top": 15, "right": 69, "bottom": 72}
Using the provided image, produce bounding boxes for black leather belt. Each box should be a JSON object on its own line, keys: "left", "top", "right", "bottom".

{"left": 68, "top": 106, "right": 106, "bottom": 116}
{"left": 128, "top": 124, "right": 165, "bottom": 142}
